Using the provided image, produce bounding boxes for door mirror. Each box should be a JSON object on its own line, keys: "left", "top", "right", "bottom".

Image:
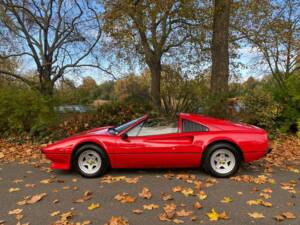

{"left": 121, "top": 133, "right": 128, "bottom": 139}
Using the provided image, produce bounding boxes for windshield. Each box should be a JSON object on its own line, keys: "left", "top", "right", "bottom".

{"left": 111, "top": 116, "right": 144, "bottom": 134}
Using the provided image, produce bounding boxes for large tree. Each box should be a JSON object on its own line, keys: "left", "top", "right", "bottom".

{"left": 234, "top": 0, "right": 300, "bottom": 91}
{"left": 210, "top": 0, "right": 231, "bottom": 117}
{"left": 102, "top": 0, "right": 201, "bottom": 109}
{"left": 0, "top": 0, "right": 102, "bottom": 96}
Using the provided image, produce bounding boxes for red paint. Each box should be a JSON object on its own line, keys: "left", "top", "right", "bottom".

{"left": 41, "top": 113, "right": 269, "bottom": 170}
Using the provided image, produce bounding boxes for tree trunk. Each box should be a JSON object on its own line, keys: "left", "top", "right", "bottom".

{"left": 39, "top": 68, "right": 54, "bottom": 97}
{"left": 149, "top": 60, "right": 162, "bottom": 110}
{"left": 210, "top": 0, "right": 231, "bottom": 118}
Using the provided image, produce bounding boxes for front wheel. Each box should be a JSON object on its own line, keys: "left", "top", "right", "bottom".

{"left": 74, "top": 144, "right": 109, "bottom": 178}
{"left": 202, "top": 143, "right": 241, "bottom": 178}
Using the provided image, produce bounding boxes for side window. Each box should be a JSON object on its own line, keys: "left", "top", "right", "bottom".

{"left": 182, "top": 119, "right": 208, "bottom": 132}
{"left": 127, "top": 118, "right": 178, "bottom": 137}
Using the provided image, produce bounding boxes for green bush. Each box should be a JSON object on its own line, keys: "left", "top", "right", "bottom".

{"left": 0, "top": 86, "right": 57, "bottom": 137}
{"left": 240, "top": 85, "right": 283, "bottom": 132}
{"left": 297, "top": 118, "right": 300, "bottom": 138}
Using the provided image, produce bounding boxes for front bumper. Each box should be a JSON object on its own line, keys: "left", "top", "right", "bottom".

{"left": 41, "top": 148, "right": 71, "bottom": 170}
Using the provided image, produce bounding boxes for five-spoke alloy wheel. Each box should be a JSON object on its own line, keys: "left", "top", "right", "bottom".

{"left": 74, "top": 144, "right": 109, "bottom": 178}
{"left": 202, "top": 142, "right": 241, "bottom": 178}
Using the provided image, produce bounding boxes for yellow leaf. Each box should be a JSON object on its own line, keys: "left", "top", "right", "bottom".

{"left": 40, "top": 179, "right": 52, "bottom": 184}
{"left": 88, "top": 203, "right": 100, "bottom": 210}
{"left": 206, "top": 208, "right": 229, "bottom": 221}
{"left": 8, "top": 209, "right": 23, "bottom": 215}
{"left": 143, "top": 204, "right": 159, "bottom": 210}
{"left": 206, "top": 208, "right": 219, "bottom": 221}
{"left": 173, "top": 218, "right": 184, "bottom": 224}
{"left": 181, "top": 188, "right": 194, "bottom": 196}
{"left": 197, "top": 191, "right": 207, "bottom": 200}
{"left": 221, "top": 197, "right": 232, "bottom": 203}
{"left": 50, "top": 211, "right": 60, "bottom": 217}
{"left": 248, "top": 212, "right": 265, "bottom": 219}
{"left": 9, "top": 187, "right": 20, "bottom": 193}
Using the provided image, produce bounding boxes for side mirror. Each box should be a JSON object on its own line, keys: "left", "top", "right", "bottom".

{"left": 121, "top": 133, "right": 128, "bottom": 139}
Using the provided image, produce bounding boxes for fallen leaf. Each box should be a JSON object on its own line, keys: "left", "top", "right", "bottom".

{"left": 114, "top": 193, "right": 136, "bottom": 203}
{"left": 181, "top": 188, "right": 194, "bottom": 196}
{"left": 40, "top": 179, "right": 53, "bottom": 184}
{"left": 9, "top": 187, "right": 20, "bottom": 193}
{"left": 139, "top": 187, "right": 152, "bottom": 199}
{"left": 173, "top": 218, "right": 184, "bottom": 224}
{"left": 193, "top": 201, "right": 202, "bottom": 209}
{"left": 133, "top": 209, "right": 143, "bottom": 214}
{"left": 50, "top": 211, "right": 60, "bottom": 217}
{"left": 282, "top": 212, "right": 296, "bottom": 219}
{"left": 274, "top": 215, "right": 285, "bottom": 221}
{"left": 88, "top": 203, "right": 100, "bottom": 210}
{"left": 0, "top": 152, "right": 4, "bottom": 159}
{"left": 221, "top": 197, "right": 232, "bottom": 203}
{"left": 162, "top": 193, "right": 173, "bottom": 201}
{"left": 206, "top": 208, "right": 229, "bottom": 221}
{"left": 74, "top": 191, "right": 92, "bottom": 203}
{"left": 104, "top": 216, "right": 129, "bottom": 225}
{"left": 172, "top": 186, "right": 182, "bottom": 192}
{"left": 143, "top": 204, "right": 159, "bottom": 210}
{"left": 176, "top": 209, "right": 193, "bottom": 217}
{"left": 247, "top": 199, "right": 272, "bottom": 207}
{"left": 26, "top": 193, "right": 47, "bottom": 204}
{"left": 197, "top": 191, "right": 207, "bottom": 200}
{"left": 162, "top": 203, "right": 177, "bottom": 219}
{"left": 8, "top": 209, "right": 23, "bottom": 215}
{"left": 248, "top": 212, "right": 265, "bottom": 219}
{"left": 206, "top": 209, "right": 219, "bottom": 221}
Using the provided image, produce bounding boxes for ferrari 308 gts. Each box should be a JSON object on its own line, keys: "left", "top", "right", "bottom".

{"left": 41, "top": 113, "right": 271, "bottom": 178}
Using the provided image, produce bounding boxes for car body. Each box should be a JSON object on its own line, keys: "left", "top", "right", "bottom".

{"left": 41, "top": 113, "right": 270, "bottom": 178}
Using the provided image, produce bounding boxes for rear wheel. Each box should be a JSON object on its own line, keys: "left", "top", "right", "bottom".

{"left": 74, "top": 144, "right": 109, "bottom": 178}
{"left": 202, "top": 143, "right": 240, "bottom": 178}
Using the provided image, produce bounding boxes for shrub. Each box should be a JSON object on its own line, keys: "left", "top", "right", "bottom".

{"left": 240, "top": 85, "right": 283, "bottom": 132}
{"left": 0, "top": 86, "right": 57, "bottom": 137}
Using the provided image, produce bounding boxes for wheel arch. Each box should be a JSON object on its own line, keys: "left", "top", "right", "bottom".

{"left": 202, "top": 140, "right": 244, "bottom": 162}
{"left": 71, "top": 141, "right": 111, "bottom": 170}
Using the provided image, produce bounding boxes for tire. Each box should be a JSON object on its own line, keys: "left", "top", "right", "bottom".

{"left": 73, "top": 144, "right": 109, "bottom": 178}
{"left": 202, "top": 143, "right": 241, "bottom": 178}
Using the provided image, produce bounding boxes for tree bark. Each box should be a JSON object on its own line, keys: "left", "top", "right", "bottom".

{"left": 149, "top": 60, "right": 162, "bottom": 110}
{"left": 210, "top": 0, "right": 231, "bottom": 117}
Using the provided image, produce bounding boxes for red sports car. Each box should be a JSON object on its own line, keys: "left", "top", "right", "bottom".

{"left": 41, "top": 113, "right": 271, "bottom": 178}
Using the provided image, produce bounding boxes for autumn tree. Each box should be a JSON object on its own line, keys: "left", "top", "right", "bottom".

{"left": 0, "top": 0, "right": 102, "bottom": 97}
{"left": 102, "top": 0, "right": 201, "bottom": 109}
{"left": 210, "top": 0, "right": 231, "bottom": 117}
{"left": 234, "top": 0, "right": 300, "bottom": 91}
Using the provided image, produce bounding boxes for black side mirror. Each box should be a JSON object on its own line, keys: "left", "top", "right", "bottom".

{"left": 121, "top": 133, "right": 128, "bottom": 139}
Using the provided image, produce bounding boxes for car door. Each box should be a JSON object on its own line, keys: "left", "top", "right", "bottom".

{"left": 112, "top": 119, "right": 201, "bottom": 168}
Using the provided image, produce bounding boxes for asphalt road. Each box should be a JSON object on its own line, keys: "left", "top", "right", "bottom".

{"left": 0, "top": 162, "right": 299, "bottom": 225}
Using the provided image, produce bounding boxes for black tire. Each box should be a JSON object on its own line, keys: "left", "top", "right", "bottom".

{"left": 73, "top": 144, "right": 109, "bottom": 178}
{"left": 202, "top": 143, "right": 241, "bottom": 178}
